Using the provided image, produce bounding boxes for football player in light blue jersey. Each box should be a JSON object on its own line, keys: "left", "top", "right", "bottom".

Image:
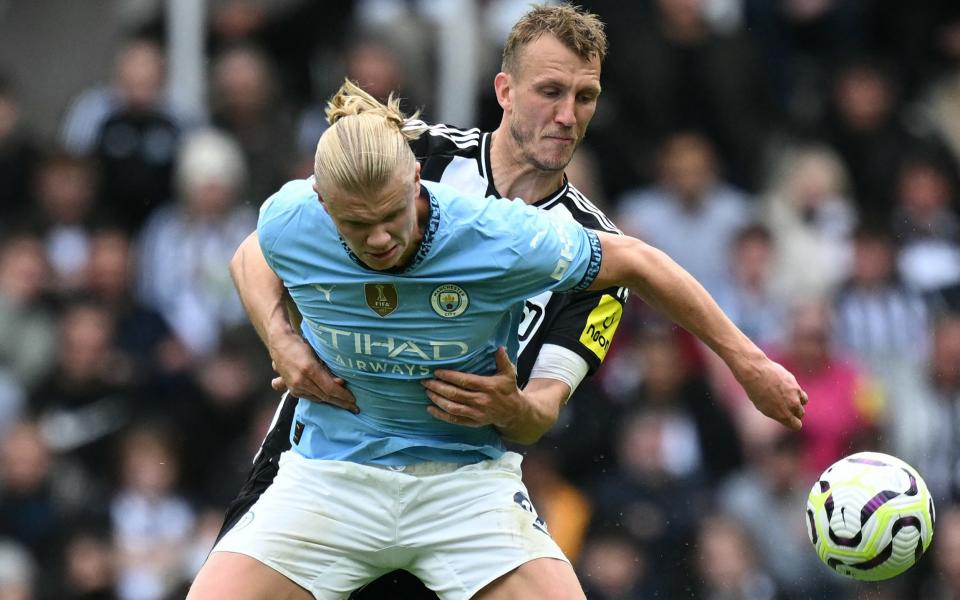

{"left": 257, "top": 175, "right": 600, "bottom": 466}
{"left": 189, "top": 80, "right": 808, "bottom": 600}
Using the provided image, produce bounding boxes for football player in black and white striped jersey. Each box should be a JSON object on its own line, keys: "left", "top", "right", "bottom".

{"left": 206, "top": 4, "right": 805, "bottom": 599}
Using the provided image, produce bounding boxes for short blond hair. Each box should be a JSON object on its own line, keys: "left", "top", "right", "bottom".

{"left": 502, "top": 3, "right": 607, "bottom": 74}
{"left": 314, "top": 79, "right": 422, "bottom": 199}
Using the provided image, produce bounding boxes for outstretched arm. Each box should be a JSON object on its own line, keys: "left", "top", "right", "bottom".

{"left": 230, "top": 232, "right": 357, "bottom": 412}
{"left": 590, "top": 232, "right": 807, "bottom": 430}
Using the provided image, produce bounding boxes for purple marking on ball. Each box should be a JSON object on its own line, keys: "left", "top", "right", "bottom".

{"left": 847, "top": 457, "right": 890, "bottom": 467}
{"left": 861, "top": 490, "right": 900, "bottom": 526}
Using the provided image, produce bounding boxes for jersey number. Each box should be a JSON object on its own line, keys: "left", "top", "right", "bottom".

{"left": 518, "top": 300, "right": 544, "bottom": 342}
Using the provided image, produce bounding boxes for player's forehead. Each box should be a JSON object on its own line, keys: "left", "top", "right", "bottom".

{"left": 514, "top": 34, "right": 601, "bottom": 90}
{"left": 328, "top": 175, "right": 409, "bottom": 223}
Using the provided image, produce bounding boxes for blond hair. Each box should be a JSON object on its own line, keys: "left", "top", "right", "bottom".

{"left": 314, "top": 79, "right": 422, "bottom": 199}
{"left": 502, "top": 3, "right": 607, "bottom": 74}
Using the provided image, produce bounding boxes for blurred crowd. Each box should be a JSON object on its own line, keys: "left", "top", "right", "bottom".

{"left": 2, "top": 0, "right": 960, "bottom": 598}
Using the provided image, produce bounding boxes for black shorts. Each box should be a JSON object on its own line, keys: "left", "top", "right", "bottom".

{"left": 215, "top": 395, "right": 437, "bottom": 600}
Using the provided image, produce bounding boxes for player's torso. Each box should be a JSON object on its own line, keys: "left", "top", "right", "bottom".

{"left": 279, "top": 187, "right": 524, "bottom": 419}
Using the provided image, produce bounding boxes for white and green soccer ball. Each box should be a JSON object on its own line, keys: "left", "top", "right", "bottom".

{"left": 806, "top": 451, "right": 935, "bottom": 581}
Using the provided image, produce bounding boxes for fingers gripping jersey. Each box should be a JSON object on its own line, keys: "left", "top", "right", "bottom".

{"left": 258, "top": 179, "right": 601, "bottom": 465}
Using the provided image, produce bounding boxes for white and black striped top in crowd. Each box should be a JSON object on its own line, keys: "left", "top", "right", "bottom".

{"left": 833, "top": 280, "right": 930, "bottom": 367}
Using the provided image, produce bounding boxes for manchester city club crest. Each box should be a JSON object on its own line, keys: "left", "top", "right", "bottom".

{"left": 364, "top": 283, "right": 398, "bottom": 317}
{"left": 430, "top": 284, "right": 469, "bottom": 318}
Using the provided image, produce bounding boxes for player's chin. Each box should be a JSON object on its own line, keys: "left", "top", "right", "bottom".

{"left": 537, "top": 148, "right": 576, "bottom": 171}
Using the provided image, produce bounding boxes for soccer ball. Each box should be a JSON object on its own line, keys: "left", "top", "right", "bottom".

{"left": 806, "top": 451, "right": 935, "bottom": 581}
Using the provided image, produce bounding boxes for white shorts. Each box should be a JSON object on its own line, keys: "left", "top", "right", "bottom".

{"left": 212, "top": 450, "right": 567, "bottom": 600}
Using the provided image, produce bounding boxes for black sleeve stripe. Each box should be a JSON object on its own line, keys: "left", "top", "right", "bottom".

{"left": 426, "top": 125, "right": 482, "bottom": 142}
{"left": 405, "top": 119, "right": 481, "bottom": 145}
{"left": 567, "top": 186, "right": 622, "bottom": 234}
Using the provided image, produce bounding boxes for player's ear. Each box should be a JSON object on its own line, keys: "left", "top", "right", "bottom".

{"left": 494, "top": 72, "right": 512, "bottom": 110}
{"left": 313, "top": 182, "right": 328, "bottom": 208}
{"left": 413, "top": 162, "right": 421, "bottom": 194}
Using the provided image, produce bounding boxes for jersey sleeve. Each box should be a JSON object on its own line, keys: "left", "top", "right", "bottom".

{"left": 256, "top": 179, "right": 312, "bottom": 279}
{"left": 482, "top": 198, "right": 603, "bottom": 303}
{"left": 542, "top": 287, "right": 627, "bottom": 371}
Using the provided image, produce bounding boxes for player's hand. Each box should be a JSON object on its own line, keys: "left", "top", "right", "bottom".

{"left": 735, "top": 356, "right": 807, "bottom": 431}
{"left": 269, "top": 333, "right": 358, "bottom": 413}
{"left": 423, "top": 347, "right": 522, "bottom": 429}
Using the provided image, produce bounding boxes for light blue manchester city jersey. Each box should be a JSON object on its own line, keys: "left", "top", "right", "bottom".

{"left": 257, "top": 178, "right": 602, "bottom": 465}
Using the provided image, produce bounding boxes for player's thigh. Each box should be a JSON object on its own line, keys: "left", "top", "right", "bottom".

{"left": 471, "top": 557, "right": 585, "bottom": 600}
{"left": 407, "top": 453, "right": 573, "bottom": 599}
{"left": 187, "top": 551, "right": 313, "bottom": 600}
{"left": 213, "top": 452, "right": 396, "bottom": 597}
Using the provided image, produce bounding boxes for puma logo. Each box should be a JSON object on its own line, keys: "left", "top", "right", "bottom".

{"left": 314, "top": 284, "right": 336, "bottom": 302}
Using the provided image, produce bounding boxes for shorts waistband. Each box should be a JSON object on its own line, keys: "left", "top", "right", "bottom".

{"left": 365, "top": 461, "right": 465, "bottom": 476}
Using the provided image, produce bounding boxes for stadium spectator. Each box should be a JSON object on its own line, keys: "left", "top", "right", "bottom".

{"left": 718, "top": 430, "right": 847, "bottom": 597}
{"left": 591, "top": 0, "right": 772, "bottom": 192}
{"left": 210, "top": 44, "right": 297, "bottom": 206}
{"left": 29, "top": 301, "right": 136, "bottom": 491}
{"left": 59, "top": 37, "right": 181, "bottom": 231}
{"left": 880, "top": 313, "right": 960, "bottom": 504}
{"left": 692, "top": 514, "right": 783, "bottom": 600}
{"left": 25, "top": 153, "right": 99, "bottom": 293}
{"left": 576, "top": 531, "right": 654, "bottom": 599}
{"left": 761, "top": 144, "right": 857, "bottom": 301}
{"left": 771, "top": 300, "right": 882, "bottom": 479}
{"left": 833, "top": 225, "right": 930, "bottom": 373}
{"left": 820, "top": 58, "right": 947, "bottom": 223}
{"left": 55, "top": 525, "right": 118, "bottom": 600}
{"left": 0, "top": 234, "right": 57, "bottom": 394}
{"left": 712, "top": 223, "right": 788, "bottom": 349}
{"left": 59, "top": 37, "right": 175, "bottom": 157}
{"left": 743, "top": 0, "right": 869, "bottom": 128}
{"left": 605, "top": 330, "right": 744, "bottom": 483}
{"left": 0, "top": 74, "right": 38, "bottom": 227}
{"left": 136, "top": 128, "right": 255, "bottom": 357}
{"left": 891, "top": 155, "right": 960, "bottom": 293}
{"left": 587, "top": 408, "right": 710, "bottom": 597}
{"left": 110, "top": 424, "right": 196, "bottom": 600}
{"left": 617, "top": 131, "right": 753, "bottom": 296}
{"left": 0, "top": 421, "right": 63, "bottom": 570}
{"left": 81, "top": 228, "right": 180, "bottom": 382}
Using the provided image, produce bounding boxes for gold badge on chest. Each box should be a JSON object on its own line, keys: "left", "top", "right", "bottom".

{"left": 364, "top": 283, "right": 398, "bottom": 317}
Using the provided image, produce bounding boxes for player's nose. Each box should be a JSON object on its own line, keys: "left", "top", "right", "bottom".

{"left": 554, "top": 95, "right": 576, "bottom": 127}
{"left": 365, "top": 226, "right": 392, "bottom": 250}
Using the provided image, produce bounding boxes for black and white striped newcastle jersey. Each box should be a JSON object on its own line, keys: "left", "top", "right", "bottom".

{"left": 407, "top": 120, "right": 628, "bottom": 385}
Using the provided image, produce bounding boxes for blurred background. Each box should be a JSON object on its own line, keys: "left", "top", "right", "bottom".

{"left": 1, "top": 0, "right": 960, "bottom": 598}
